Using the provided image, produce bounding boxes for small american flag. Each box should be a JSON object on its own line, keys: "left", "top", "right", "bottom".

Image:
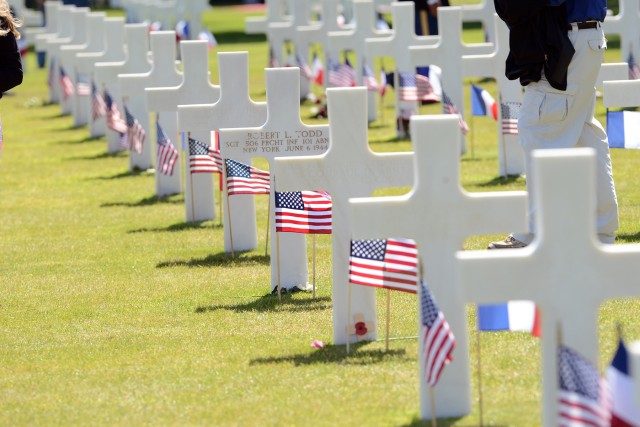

{"left": 91, "top": 81, "right": 107, "bottom": 121}
{"left": 59, "top": 66, "right": 75, "bottom": 100}
{"left": 124, "top": 105, "right": 146, "bottom": 154}
{"left": 156, "top": 118, "right": 179, "bottom": 176}
{"left": 442, "top": 91, "right": 469, "bottom": 135}
{"left": 296, "top": 51, "right": 313, "bottom": 81}
{"left": 628, "top": 51, "right": 640, "bottom": 80}
{"left": 501, "top": 101, "right": 521, "bottom": 136}
{"left": 420, "top": 280, "right": 456, "bottom": 387}
{"left": 104, "top": 90, "right": 127, "bottom": 136}
{"left": 363, "top": 63, "right": 379, "bottom": 91}
{"left": 275, "top": 191, "right": 332, "bottom": 234}
{"left": 416, "top": 73, "right": 439, "bottom": 102}
{"left": 348, "top": 238, "right": 418, "bottom": 293}
{"left": 188, "top": 136, "right": 223, "bottom": 174}
{"left": 328, "top": 58, "right": 356, "bottom": 88}
{"left": 398, "top": 72, "right": 418, "bottom": 101}
{"left": 380, "top": 66, "right": 388, "bottom": 97}
{"left": 76, "top": 74, "right": 91, "bottom": 97}
{"left": 558, "top": 345, "right": 612, "bottom": 427}
{"left": 225, "top": 159, "right": 270, "bottom": 196}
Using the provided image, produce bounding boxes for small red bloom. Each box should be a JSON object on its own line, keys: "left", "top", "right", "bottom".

{"left": 355, "top": 321, "right": 368, "bottom": 336}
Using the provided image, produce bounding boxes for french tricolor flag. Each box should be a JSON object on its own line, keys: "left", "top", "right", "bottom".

{"left": 607, "top": 340, "right": 640, "bottom": 427}
{"left": 471, "top": 84, "right": 498, "bottom": 120}
{"left": 478, "top": 301, "right": 541, "bottom": 337}
{"left": 607, "top": 110, "right": 640, "bottom": 149}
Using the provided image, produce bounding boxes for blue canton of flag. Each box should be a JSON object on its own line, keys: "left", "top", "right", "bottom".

{"left": 225, "top": 159, "right": 270, "bottom": 195}
{"left": 558, "top": 345, "right": 612, "bottom": 427}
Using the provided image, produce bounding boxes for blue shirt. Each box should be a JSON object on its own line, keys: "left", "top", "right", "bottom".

{"left": 548, "top": 0, "right": 607, "bottom": 23}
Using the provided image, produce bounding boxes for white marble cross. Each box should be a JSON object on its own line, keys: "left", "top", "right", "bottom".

{"left": 77, "top": 17, "right": 127, "bottom": 138}
{"left": 604, "top": 80, "right": 640, "bottom": 108}
{"left": 603, "top": 0, "right": 640, "bottom": 65}
{"left": 177, "top": 0, "right": 209, "bottom": 39}
{"left": 349, "top": 115, "right": 528, "bottom": 418}
{"left": 274, "top": 87, "right": 414, "bottom": 344}
{"left": 245, "top": 0, "right": 290, "bottom": 35}
{"left": 458, "top": 148, "right": 640, "bottom": 426}
{"left": 597, "top": 63, "right": 630, "bottom": 88}
{"left": 119, "top": 31, "right": 182, "bottom": 189}
{"left": 42, "top": 5, "right": 75, "bottom": 104}
{"left": 460, "top": 0, "right": 496, "bottom": 43}
{"left": 146, "top": 41, "right": 220, "bottom": 210}
{"left": 63, "top": 12, "right": 107, "bottom": 127}
{"left": 329, "top": 0, "right": 392, "bottom": 122}
{"left": 219, "top": 68, "right": 330, "bottom": 292}
{"left": 34, "top": 1, "right": 62, "bottom": 72}
{"left": 177, "top": 52, "right": 267, "bottom": 250}
{"left": 94, "top": 23, "right": 152, "bottom": 154}
{"left": 267, "top": 0, "right": 313, "bottom": 98}
{"left": 56, "top": 7, "right": 90, "bottom": 116}
{"left": 462, "top": 14, "right": 525, "bottom": 176}
{"left": 410, "top": 7, "right": 489, "bottom": 153}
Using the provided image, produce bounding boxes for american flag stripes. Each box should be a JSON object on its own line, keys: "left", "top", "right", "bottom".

{"left": 398, "top": 72, "right": 419, "bottom": 101}
{"left": 91, "top": 82, "right": 107, "bottom": 121}
{"left": 501, "top": 101, "right": 521, "bottom": 136}
{"left": 628, "top": 51, "right": 640, "bottom": 80}
{"left": 225, "top": 159, "right": 271, "bottom": 195}
{"left": 275, "top": 191, "right": 332, "bottom": 234}
{"left": 558, "top": 345, "right": 612, "bottom": 427}
{"left": 296, "top": 51, "right": 313, "bottom": 81}
{"left": 76, "top": 74, "right": 91, "bottom": 97}
{"left": 188, "top": 137, "right": 223, "bottom": 174}
{"left": 380, "top": 66, "right": 388, "bottom": 97}
{"left": 328, "top": 58, "right": 356, "bottom": 88}
{"left": 59, "top": 66, "right": 75, "bottom": 100}
{"left": 415, "top": 74, "right": 439, "bottom": 102}
{"left": 442, "top": 91, "right": 469, "bottom": 135}
{"left": 420, "top": 280, "right": 456, "bottom": 387}
{"left": 104, "top": 90, "right": 128, "bottom": 136}
{"left": 363, "top": 63, "right": 379, "bottom": 91}
{"left": 124, "top": 106, "right": 146, "bottom": 154}
{"left": 348, "top": 238, "right": 419, "bottom": 293}
{"left": 156, "top": 118, "right": 179, "bottom": 176}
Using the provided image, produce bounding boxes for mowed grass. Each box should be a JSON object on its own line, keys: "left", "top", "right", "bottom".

{"left": 1, "top": 3, "right": 640, "bottom": 426}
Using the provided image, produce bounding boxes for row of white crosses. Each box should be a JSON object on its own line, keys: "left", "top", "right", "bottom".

{"left": 603, "top": 0, "right": 640, "bottom": 65}
{"left": 120, "top": 0, "right": 209, "bottom": 38}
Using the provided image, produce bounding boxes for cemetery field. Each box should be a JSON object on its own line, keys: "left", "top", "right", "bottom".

{"left": 1, "top": 4, "right": 640, "bottom": 426}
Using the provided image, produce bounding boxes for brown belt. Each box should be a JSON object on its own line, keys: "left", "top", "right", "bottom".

{"left": 566, "top": 21, "right": 600, "bottom": 31}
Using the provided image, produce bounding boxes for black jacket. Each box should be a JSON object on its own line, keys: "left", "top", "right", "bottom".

{"left": 494, "top": 0, "right": 574, "bottom": 91}
{"left": 0, "top": 18, "right": 24, "bottom": 98}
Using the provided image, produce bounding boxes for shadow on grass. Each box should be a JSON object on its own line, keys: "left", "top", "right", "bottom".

{"left": 214, "top": 31, "right": 265, "bottom": 45}
{"left": 67, "top": 150, "right": 127, "bottom": 161}
{"left": 196, "top": 293, "right": 331, "bottom": 314}
{"left": 400, "top": 416, "right": 492, "bottom": 427}
{"left": 476, "top": 174, "right": 524, "bottom": 187}
{"left": 130, "top": 220, "right": 222, "bottom": 233}
{"left": 94, "top": 168, "right": 151, "bottom": 180}
{"left": 102, "top": 193, "right": 183, "bottom": 208}
{"left": 158, "top": 251, "right": 270, "bottom": 268}
{"left": 250, "top": 341, "right": 407, "bottom": 366}
{"left": 617, "top": 231, "right": 640, "bottom": 244}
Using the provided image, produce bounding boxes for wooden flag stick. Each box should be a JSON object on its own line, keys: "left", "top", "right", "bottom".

{"left": 476, "top": 326, "right": 484, "bottom": 427}
{"left": 429, "top": 387, "right": 438, "bottom": 427}
{"left": 312, "top": 234, "right": 316, "bottom": 299}
{"left": 276, "top": 231, "right": 282, "bottom": 302}
{"left": 265, "top": 193, "right": 270, "bottom": 257}
{"left": 223, "top": 160, "right": 235, "bottom": 257}
{"left": 385, "top": 288, "right": 391, "bottom": 352}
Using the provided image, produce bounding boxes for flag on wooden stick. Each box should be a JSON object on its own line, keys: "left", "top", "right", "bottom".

{"left": 225, "top": 159, "right": 270, "bottom": 195}
{"left": 188, "top": 137, "right": 223, "bottom": 174}
{"left": 156, "top": 118, "right": 179, "bottom": 176}
{"left": 275, "top": 190, "right": 332, "bottom": 234}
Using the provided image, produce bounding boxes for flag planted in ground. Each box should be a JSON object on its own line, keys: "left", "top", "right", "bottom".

{"left": 91, "top": 81, "right": 107, "bottom": 121}
{"left": 348, "top": 238, "right": 418, "bottom": 293}
{"left": 607, "top": 110, "right": 640, "bottom": 149}
{"left": 363, "top": 63, "right": 379, "bottom": 92}
{"left": 420, "top": 280, "right": 455, "bottom": 387}
{"left": 188, "top": 136, "right": 222, "bottom": 174}
{"left": 124, "top": 106, "right": 146, "bottom": 154}
{"left": 59, "top": 66, "right": 74, "bottom": 100}
{"left": 225, "top": 159, "right": 270, "bottom": 195}
{"left": 156, "top": 118, "right": 179, "bottom": 176}
{"left": 104, "top": 90, "right": 127, "bottom": 136}
{"left": 501, "top": 101, "right": 520, "bottom": 135}
{"left": 477, "top": 301, "right": 541, "bottom": 337}
{"left": 558, "top": 345, "right": 612, "bottom": 427}
{"left": 471, "top": 84, "right": 498, "bottom": 120}
{"left": 606, "top": 339, "right": 640, "bottom": 426}
{"left": 296, "top": 51, "right": 313, "bottom": 81}
{"left": 328, "top": 58, "right": 356, "bottom": 87}
{"left": 442, "top": 91, "right": 469, "bottom": 135}
{"left": 275, "top": 191, "right": 332, "bottom": 234}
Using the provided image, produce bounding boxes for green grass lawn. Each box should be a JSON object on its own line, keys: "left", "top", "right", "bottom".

{"left": 1, "top": 3, "right": 639, "bottom": 426}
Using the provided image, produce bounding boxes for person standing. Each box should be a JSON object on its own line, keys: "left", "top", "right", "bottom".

{"left": 0, "top": 0, "right": 23, "bottom": 98}
{"left": 399, "top": 0, "right": 450, "bottom": 36}
{"left": 488, "top": 0, "right": 619, "bottom": 249}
